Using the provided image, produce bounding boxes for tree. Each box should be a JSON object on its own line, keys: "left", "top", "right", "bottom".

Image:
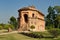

{"left": 55, "top": 15, "right": 60, "bottom": 28}
{"left": 54, "top": 6, "right": 60, "bottom": 28}
{"left": 46, "top": 6, "right": 56, "bottom": 28}
{"left": 46, "top": 6, "right": 60, "bottom": 29}
{"left": 54, "top": 6, "right": 60, "bottom": 13}
{"left": 8, "top": 16, "right": 18, "bottom": 30}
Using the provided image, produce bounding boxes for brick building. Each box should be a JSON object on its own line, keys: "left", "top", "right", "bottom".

{"left": 18, "top": 6, "right": 45, "bottom": 31}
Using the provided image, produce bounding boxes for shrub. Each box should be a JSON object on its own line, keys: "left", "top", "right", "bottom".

{"left": 8, "top": 25, "right": 14, "bottom": 30}
{"left": 4, "top": 24, "right": 9, "bottom": 30}
{"left": 31, "top": 32, "right": 53, "bottom": 38}
{"left": 48, "top": 28, "right": 60, "bottom": 38}
{"left": 46, "top": 25, "right": 54, "bottom": 30}
{"left": 0, "top": 26, "right": 3, "bottom": 30}
{"left": 30, "top": 25, "right": 35, "bottom": 31}
{"left": 20, "top": 31, "right": 53, "bottom": 38}
{"left": 4, "top": 24, "right": 14, "bottom": 30}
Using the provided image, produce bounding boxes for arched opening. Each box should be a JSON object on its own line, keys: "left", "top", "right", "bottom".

{"left": 24, "top": 14, "right": 28, "bottom": 23}
{"left": 32, "top": 14, "right": 34, "bottom": 17}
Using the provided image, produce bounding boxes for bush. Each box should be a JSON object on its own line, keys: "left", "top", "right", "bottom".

{"left": 20, "top": 32, "right": 41, "bottom": 38}
{"left": 4, "top": 25, "right": 9, "bottom": 30}
{"left": 46, "top": 25, "right": 54, "bottom": 30}
{"left": 30, "top": 25, "right": 35, "bottom": 31}
{"left": 20, "top": 31, "right": 54, "bottom": 38}
{"left": 4, "top": 24, "right": 14, "bottom": 30}
{"left": 48, "top": 28, "right": 60, "bottom": 38}
{"left": 0, "top": 26, "right": 3, "bottom": 30}
{"left": 31, "top": 32, "right": 53, "bottom": 38}
{"left": 8, "top": 25, "right": 14, "bottom": 30}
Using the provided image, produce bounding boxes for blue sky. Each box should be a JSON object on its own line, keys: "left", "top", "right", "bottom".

{"left": 0, "top": 0, "right": 60, "bottom": 23}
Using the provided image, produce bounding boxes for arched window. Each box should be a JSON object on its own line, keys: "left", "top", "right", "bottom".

{"left": 32, "top": 14, "right": 34, "bottom": 17}
{"left": 24, "top": 14, "right": 28, "bottom": 23}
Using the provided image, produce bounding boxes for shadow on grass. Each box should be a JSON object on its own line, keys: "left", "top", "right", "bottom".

{"left": 18, "top": 32, "right": 54, "bottom": 38}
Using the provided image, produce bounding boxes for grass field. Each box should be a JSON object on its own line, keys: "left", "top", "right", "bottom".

{"left": 0, "top": 33, "right": 60, "bottom": 40}
{"left": 0, "top": 33, "right": 56, "bottom": 40}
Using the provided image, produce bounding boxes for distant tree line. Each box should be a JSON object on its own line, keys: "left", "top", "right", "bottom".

{"left": 45, "top": 6, "right": 60, "bottom": 29}
{"left": 0, "top": 16, "right": 18, "bottom": 30}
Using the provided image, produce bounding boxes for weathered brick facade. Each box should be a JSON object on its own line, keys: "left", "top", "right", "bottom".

{"left": 18, "top": 6, "right": 45, "bottom": 31}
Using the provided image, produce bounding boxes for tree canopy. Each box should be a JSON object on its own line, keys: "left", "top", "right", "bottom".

{"left": 8, "top": 16, "right": 18, "bottom": 30}
{"left": 46, "top": 6, "right": 60, "bottom": 29}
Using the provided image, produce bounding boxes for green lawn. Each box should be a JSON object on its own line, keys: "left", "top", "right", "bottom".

{"left": 0, "top": 30, "right": 8, "bottom": 33}
{"left": 0, "top": 33, "right": 60, "bottom": 40}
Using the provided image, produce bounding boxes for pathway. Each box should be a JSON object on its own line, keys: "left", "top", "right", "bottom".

{"left": 0, "top": 31, "right": 18, "bottom": 35}
{"left": 0, "top": 31, "right": 29, "bottom": 35}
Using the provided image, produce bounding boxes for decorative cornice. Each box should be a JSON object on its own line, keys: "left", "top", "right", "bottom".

{"left": 28, "top": 17, "right": 45, "bottom": 21}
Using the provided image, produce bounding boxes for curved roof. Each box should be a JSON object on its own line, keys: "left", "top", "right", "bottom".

{"left": 18, "top": 6, "right": 44, "bottom": 16}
